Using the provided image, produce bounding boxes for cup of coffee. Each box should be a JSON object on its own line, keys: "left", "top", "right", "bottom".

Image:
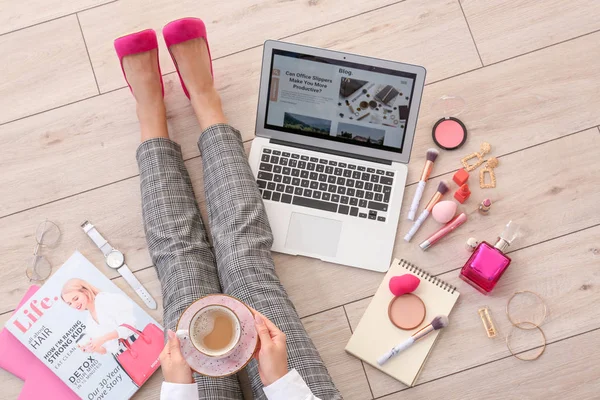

{"left": 177, "top": 305, "right": 242, "bottom": 357}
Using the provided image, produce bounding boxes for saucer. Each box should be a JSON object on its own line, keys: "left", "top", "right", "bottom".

{"left": 176, "top": 294, "right": 258, "bottom": 377}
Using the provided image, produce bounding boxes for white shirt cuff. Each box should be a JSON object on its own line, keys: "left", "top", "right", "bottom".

{"left": 263, "top": 369, "right": 316, "bottom": 400}
{"left": 160, "top": 382, "right": 199, "bottom": 400}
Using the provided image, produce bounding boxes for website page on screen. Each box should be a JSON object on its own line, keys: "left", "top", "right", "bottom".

{"left": 265, "top": 50, "right": 417, "bottom": 153}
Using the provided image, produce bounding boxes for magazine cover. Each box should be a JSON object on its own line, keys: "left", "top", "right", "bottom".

{"left": 5, "top": 251, "right": 164, "bottom": 400}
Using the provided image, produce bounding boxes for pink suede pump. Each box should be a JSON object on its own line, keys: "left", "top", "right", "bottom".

{"left": 114, "top": 29, "right": 164, "bottom": 96}
{"left": 162, "top": 17, "right": 213, "bottom": 99}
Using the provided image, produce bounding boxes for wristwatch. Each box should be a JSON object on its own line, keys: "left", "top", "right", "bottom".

{"left": 81, "top": 221, "right": 157, "bottom": 310}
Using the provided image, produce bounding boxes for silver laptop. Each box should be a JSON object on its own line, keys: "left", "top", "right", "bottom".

{"left": 249, "top": 40, "right": 426, "bottom": 272}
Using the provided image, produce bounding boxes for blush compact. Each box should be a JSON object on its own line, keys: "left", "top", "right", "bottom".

{"left": 432, "top": 117, "right": 467, "bottom": 150}
{"left": 388, "top": 293, "right": 426, "bottom": 330}
{"left": 431, "top": 95, "right": 467, "bottom": 151}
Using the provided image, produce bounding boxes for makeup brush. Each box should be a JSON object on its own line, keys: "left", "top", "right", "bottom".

{"left": 404, "top": 180, "right": 450, "bottom": 242}
{"left": 377, "top": 315, "right": 449, "bottom": 366}
{"left": 407, "top": 148, "right": 439, "bottom": 220}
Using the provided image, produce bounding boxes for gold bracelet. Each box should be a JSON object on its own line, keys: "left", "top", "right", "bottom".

{"left": 506, "top": 290, "right": 547, "bottom": 329}
{"left": 506, "top": 322, "right": 547, "bottom": 361}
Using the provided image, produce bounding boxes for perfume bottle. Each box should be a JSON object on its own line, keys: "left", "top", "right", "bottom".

{"left": 459, "top": 221, "right": 520, "bottom": 294}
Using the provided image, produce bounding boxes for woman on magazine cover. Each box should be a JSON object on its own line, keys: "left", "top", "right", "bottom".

{"left": 115, "top": 17, "right": 341, "bottom": 400}
{"left": 61, "top": 278, "right": 137, "bottom": 355}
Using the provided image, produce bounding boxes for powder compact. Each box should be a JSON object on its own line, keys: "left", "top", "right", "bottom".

{"left": 431, "top": 95, "right": 467, "bottom": 150}
{"left": 388, "top": 293, "right": 426, "bottom": 330}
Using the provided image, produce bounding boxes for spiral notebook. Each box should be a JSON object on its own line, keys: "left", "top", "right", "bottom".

{"left": 345, "top": 259, "right": 460, "bottom": 387}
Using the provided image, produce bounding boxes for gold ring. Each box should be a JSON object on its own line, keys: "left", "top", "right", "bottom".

{"left": 506, "top": 290, "right": 547, "bottom": 329}
{"left": 506, "top": 322, "right": 546, "bottom": 361}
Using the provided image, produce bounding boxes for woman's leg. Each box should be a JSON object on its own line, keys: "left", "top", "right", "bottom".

{"left": 124, "top": 49, "right": 244, "bottom": 399}
{"left": 169, "top": 39, "right": 342, "bottom": 399}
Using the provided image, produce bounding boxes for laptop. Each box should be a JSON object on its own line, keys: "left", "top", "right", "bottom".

{"left": 249, "top": 40, "right": 426, "bottom": 272}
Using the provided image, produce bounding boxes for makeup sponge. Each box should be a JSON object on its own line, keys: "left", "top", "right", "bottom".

{"left": 432, "top": 200, "right": 457, "bottom": 224}
{"left": 389, "top": 274, "right": 421, "bottom": 296}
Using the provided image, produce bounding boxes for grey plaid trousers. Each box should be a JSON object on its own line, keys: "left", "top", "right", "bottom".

{"left": 136, "top": 124, "right": 342, "bottom": 400}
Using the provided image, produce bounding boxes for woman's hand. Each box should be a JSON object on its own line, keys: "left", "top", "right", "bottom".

{"left": 84, "top": 337, "right": 107, "bottom": 354}
{"left": 252, "top": 310, "right": 288, "bottom": 387}
{"left": 160, "top": 330, "right": 194, "bottom": 384}
{"left": 83, "top": 331, "right": 118, "bottom": 354}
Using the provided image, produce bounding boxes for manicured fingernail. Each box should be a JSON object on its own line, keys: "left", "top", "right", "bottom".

{"left": 167, "top": 329, "right": 176, "bottom": 339}
{"left": 255, "top": 314, "right": 264, "bottom": 325}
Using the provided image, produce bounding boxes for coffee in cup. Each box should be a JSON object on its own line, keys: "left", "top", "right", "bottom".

{"left": 177, "top": 305, "right": 241, "bottom": 357}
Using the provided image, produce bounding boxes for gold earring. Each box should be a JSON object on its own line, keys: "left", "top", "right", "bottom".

{"left": 480, "top": 157, "right": 499, "bottom": 189}
{"left": 461, "top": 142, "right": 491, "bottom": 172}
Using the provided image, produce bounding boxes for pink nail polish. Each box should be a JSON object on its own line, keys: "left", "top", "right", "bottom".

{"left": 459, "top": 221, "right": 519, "bottom": 294}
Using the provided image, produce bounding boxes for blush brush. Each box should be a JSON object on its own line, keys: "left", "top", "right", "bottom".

{"left": 408, "top": 148, "right": 439, "bottom": 220}
{"left": 404, "top": 180, "right": 450, "bottom": 242}
{"left": 377, "top": 315, "right": 449, "bottom": 365}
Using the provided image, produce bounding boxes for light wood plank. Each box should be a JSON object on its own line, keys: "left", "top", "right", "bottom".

{"left": 207, "top": 0, "right": 481, "bottom": 147}
{"left": 0, "top": 16, "right": 97, "bottom": 124}
{"left": 276, "top": 127, "right": 600, "bottom": 317}
{"left": 301, "top": 307, "right": 372, "bottom": 400}
{"left": 404, "top": 29, "right": 600, "bottom": 186}
{"left": 1, "top": 281, "right": 369, "bottom": 399}
{"left": 461, "top": 0, "right": 600, "bottom": 64}
{"left": 392, "top": 127, "right": 600, "bottom": 274}
{"left": 379, "top": 328, "right": 600, "bottom": 399}
{"left": 0, "top": 369, "right": 23, "bottom": 399}
{"left": 0, "top": 126, "right": 598, "bottom": 317}
{"left": 0, "top": 0, "right": 479, "bottom": 217}
{"left": 4, "top": 24, "right": 600, "bottom": 220}
{"left": 281, "top": 0, "right": 481, "bottom": 84}
{"left": 0, "top": 157, "right": 199, "bottom": 314}
{"left": 0, "top": 76, "right": 187, "bottom": 218}
{"left": 0, "top": 139, "right": 250, "bottom": 314}
{"left": 345, "top": 223, "right": 600, "bottom": 397}
{"left": 78, "top": 0, "right": 402, "bottom": 93}
{"left": 0, "top": 0, "right": 113, "bottom": 35}
{"left": 2, "top": 1, "right": 599, "bottom": 398}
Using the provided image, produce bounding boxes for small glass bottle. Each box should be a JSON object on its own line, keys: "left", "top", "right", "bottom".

{"left": 459, "top": 221, "right": 520, "bottom": 294}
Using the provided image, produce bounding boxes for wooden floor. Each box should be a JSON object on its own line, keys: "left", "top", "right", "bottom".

{"left": 1, "top": 0, "right": 599, "bottom": 398}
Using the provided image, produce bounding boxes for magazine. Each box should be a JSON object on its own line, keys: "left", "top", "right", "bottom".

{"left": 5, "top": 251, "right": 164, "bottom": 399}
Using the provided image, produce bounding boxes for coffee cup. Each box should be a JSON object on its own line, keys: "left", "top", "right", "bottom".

{"left": 177, "top": 305, "right": 241, "bottom": 358}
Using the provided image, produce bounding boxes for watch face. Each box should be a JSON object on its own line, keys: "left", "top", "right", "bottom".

{"left": 106, "top": 250, "right": 125, "bottom": 269}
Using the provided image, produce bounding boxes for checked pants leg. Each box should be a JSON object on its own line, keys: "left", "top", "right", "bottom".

{"left": 137, "top": 138, "right": 244, "bottom": 400}
{"left": 199, "top": 124, "right": 342, "bottom": 400}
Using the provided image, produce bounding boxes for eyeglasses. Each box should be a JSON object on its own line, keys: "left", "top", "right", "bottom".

{"left": 26, "top": 220, "right": 61, "bottom": 282}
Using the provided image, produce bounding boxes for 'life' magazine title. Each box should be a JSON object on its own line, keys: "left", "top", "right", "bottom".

{"left": 6, "top": 251, "right": 164, "bottom": 399}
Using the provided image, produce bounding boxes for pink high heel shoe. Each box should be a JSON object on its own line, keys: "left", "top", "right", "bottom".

{"left": 114, "top": 29, "right": 164, "bottom": 96}
{"left": 163, "top": 17, "right": 213, "bottom": 99}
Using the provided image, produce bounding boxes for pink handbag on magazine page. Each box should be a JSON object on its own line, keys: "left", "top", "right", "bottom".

{"left": 116, "top": 323, "right": 163, "bottom": 386}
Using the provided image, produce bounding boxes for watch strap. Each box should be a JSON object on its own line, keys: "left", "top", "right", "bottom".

{"left": 81, "top": 221, "right": 113, "bottom": 256}
{"left": 117, "top": 264, "right": 157, "bottom": 310}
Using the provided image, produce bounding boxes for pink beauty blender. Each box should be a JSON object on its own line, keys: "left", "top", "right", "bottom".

{"left": 432, "top": 200, "right": 457, "bottom": 224}
{"left": 389, "top": 274, "right": 421, "bottom": 296}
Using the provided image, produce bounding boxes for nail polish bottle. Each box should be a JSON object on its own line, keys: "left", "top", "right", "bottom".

{"left": 454, "top": 183, "right": 471, "bottom": 203}
{"left": 459, "top": 221, "right": 520, "bottom": 294}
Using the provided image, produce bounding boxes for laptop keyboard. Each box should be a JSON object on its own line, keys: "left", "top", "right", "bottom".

{"left": 256, "top": 147, "right": 394, "bottom": 222}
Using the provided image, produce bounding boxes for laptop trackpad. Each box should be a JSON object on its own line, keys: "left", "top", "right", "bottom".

{"left": 285, "top": 213, "right": 342, "bottom": 258}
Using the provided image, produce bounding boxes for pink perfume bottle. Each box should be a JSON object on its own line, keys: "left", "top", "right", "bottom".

{"left": 460, "top": 221, "right": 519, "bottom": 294}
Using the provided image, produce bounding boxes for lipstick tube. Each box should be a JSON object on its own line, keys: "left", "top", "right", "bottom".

{"left": 420, "top": 213, "right": 467, "bottom": 250}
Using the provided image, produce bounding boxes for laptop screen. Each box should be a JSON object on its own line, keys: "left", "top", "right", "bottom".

{"left": 264, "top": 49, "right": 418, "bottom": 153}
